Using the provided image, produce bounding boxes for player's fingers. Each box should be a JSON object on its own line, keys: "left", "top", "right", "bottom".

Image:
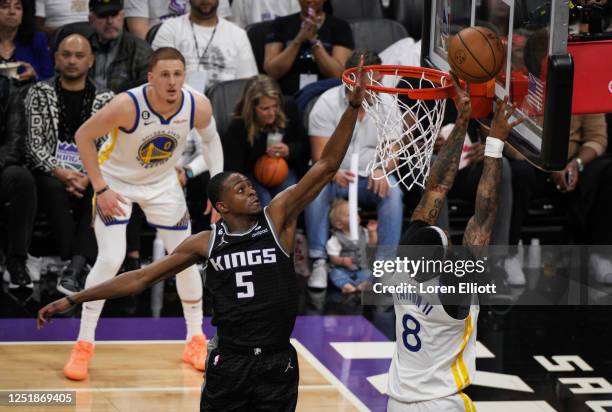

{"left": 510, "top": 116, "right": 525, "bottom": 128}
{"left": 36, "top": 313, "right": 44, "bottom": 329}
{"left": 116, "top": 193, "right": 129, "bottom": 205}
{"left": 203, "top": 200, "right": 212, "bottom": 215}
{"left": 505, "top": 103, "right": 517, "bottom": 120}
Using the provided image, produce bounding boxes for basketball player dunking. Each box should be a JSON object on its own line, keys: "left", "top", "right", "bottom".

{"left": 38, "top": 59, "right": 367, "bottom": 410}
{"left": 387, "top": 75, "right": 523, "bottom": 412}
{"left": 51, "top": 48, "right": 224, "bottom": 381}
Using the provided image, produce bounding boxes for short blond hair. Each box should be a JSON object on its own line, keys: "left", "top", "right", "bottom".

{"left": 329, "top": 198, "right": 348, "bottom": 229}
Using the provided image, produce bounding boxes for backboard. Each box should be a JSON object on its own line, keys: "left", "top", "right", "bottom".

{"left": 422, "top": 0, "right": 574, "bottom": 171}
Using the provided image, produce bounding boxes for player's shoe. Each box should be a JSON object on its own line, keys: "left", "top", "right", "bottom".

{"left": 182, "top": 334, "right": 207, "bottom": 371}
{"left": 4, "top": 258, "right": 33, "bottom": 289}
{"left": 57, "top": 268, "right": 83, "bottom": 296}
{"left": 64, "top": 340, "right": 94, "bottom": 380}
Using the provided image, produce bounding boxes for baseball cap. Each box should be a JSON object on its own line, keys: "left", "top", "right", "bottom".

{"left": 89, "top": 0, "right": 123, "bottom": 16}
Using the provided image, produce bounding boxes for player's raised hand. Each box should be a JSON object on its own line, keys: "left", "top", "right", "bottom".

{"left": 37, "top": 298, "right": 73, "bottom": 330}
{"left": 449, "top": 71, "right": 471, "bottom": 118}
{"left": 96, "top": 188, "right": 128, "bottom": 217}
{"left": 347, "top": 55, "right": 366, "bottom": 109}
{"left": 489, "top": 96, "right": 524, "bottom": 141}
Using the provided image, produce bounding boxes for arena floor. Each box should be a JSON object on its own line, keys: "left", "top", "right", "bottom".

{"left": 1, "top": 311, "right": 611, "bottom": 412}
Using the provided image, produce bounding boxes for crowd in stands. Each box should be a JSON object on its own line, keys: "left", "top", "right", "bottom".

{"left": 1, "top": 0, "right": 611, "bottom": 313}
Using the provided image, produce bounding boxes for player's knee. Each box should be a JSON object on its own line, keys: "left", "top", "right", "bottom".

{"left": 94, "top": 254, "right": 124, "bottom": 275}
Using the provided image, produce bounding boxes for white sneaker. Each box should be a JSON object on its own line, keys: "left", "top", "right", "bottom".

{"left": 589, "top": 254, "right": 612, "bottom": 284}
{"left": 26, "top": 254, "right": 43, "bottom": 282}
{"left": 504, "top": 255, "right": 526, "bottom": 286}
{"left": 307, "top": 259, "right": 328, "bottom": 289}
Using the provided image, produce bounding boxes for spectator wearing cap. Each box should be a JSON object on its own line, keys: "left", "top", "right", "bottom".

{"left": 35, "top": 0, "right": 89, "bottom": 38}
{"left": 24, "top": 34, "right": 113, "bottom": 295}
{"left": 152, "top": 0, "right": 257, "bottom": 93}
{"left": 88, "top": 0, "right": 151, "bottom": 93}
{"left": 1, "top": 0, "right": 53, "bottom": 81}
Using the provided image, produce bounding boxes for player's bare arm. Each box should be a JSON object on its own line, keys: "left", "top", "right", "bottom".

{"left": 193, "top": 94, "right": 223, "bottom": 222}
{"left": 75, "top": 93, "right": 137, "bottom": 217}
{"left": 37, "top": 231, "right": 211, "bottom": 329}
{"left": 463, "top": 97, "right": 523, "bottom": 251}
{"left": 266, "top": 57, "right": 367, "bottom": 251}
{"left": 411, "top": 73, "right": 471, "bottom": 226}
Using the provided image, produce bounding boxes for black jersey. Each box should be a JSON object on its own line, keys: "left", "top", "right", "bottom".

{"left": 204, "top": 208, "right": 298, "bottom": 348}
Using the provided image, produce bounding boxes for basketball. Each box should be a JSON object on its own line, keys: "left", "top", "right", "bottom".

{"left": 448, "top": 26, "right": 506, "bottom": 83}
{"left": 254, "top": 155, "right": 289, "bottom": 188}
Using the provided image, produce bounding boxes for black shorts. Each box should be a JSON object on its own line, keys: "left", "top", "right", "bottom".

{"left": 200, "top": 343, "right": 299, "bottom": 411}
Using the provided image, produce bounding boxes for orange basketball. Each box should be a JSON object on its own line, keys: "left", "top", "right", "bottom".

{"left": 254, "top": 155, "right": 289, "bottom": 188}
{"left": 448, "top": 26, "right": 506, "bottom": 83}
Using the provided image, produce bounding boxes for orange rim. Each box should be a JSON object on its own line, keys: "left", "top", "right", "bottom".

{"left": 342, "top": 65, "right": 454, "bottom": 100}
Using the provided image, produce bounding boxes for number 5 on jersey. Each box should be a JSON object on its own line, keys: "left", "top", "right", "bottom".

{"left": 235, "top": 271, "right": 254, "bottom": 298}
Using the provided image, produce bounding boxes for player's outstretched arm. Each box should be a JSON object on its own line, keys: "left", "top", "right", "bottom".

{"left": 410, "top": 73, "right": 471, "bottom": 226}
{"left": 463, "top": 97, "right": 523, "bottom": 252}
{"left": 266, "top": 57, "right": 366, "bottom": 243}
{"left": 37, "top": 231, "right": 211, "bottom": 329}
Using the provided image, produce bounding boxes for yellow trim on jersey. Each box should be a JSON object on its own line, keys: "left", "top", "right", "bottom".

{"left": 459, "top": 392, "right": 476, "bottom": 412}
{"left": 452, "top": 314, "right": 474, "bottom": 391}
{"left": 98, "top": 128, "right": 119, "bottom": 165}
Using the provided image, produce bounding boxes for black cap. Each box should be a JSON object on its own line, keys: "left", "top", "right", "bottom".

{"left": 89, "top": 0, "right": 123, "bottom": 16}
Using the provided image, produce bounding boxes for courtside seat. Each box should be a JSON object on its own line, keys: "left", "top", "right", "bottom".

{"left": 349, "top": 19, "right": 408, "bottom": 53}
{"left": 330, "top": 0, "right": 384, "bottom": 20}
{"left": 51, "top": 22, "right": 95, "bottom": 52}
{"left": 388, "top": 0, "right": 424, "bottom": 40}
{"left": 145, "top": 23, "right": 162, "bottom": 46}
{"left": 246, "top": 20, "right": 275, "bottom": 74}
{"left": 206, "top": 78, "right": 250, "bottom": 138}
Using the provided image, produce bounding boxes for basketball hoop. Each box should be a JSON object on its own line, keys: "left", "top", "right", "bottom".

{"left": 342, "top": 65, "right": 454, "bottom": 190}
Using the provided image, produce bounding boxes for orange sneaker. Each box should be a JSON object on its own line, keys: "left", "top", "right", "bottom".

{"left": 63, "top": 340, "right": 94, "bottom": 381}
{"left": 182, "top": 334, "right": 207, "bottom": 371}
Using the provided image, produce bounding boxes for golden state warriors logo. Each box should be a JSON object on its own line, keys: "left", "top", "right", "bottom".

{"left": 137, "top": 134, "right": 178, "bottom": 168}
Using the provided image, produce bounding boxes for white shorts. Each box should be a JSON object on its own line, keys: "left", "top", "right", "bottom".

{"left": 387, "top": 392, "right": 476, "bottom": 412}
{"left": 96, "top": 172, "right": 189, "bottom": 230}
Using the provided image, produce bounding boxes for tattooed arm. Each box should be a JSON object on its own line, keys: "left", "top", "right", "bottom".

{"left": 463, "top": 98, "right": 523, "bottom": 253}
{"left": 411, "top": 73, "right": 471, "bottom": 225}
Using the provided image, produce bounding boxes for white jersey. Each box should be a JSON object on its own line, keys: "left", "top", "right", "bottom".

{"left": 99, "top": 84, "right": 195, "bottom": 185}
{"left": 388, "top": 274, "right": 479, "bottom": 403}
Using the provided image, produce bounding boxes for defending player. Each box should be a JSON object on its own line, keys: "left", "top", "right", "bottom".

{"left": 37, "top": 59, "right": 367, "bottom": 410}
{"left": 59, "top": 47, "right": 223, "bottom": 380}
{"left": 387, "top": 76, "right": 523, "bottom": 411}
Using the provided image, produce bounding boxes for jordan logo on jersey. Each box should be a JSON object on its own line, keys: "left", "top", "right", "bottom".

{"left": 209, "top": 248, "right": 277, "bottom": 271}
{"left": 137, "top": 132, "right": 179, "bottom": 168}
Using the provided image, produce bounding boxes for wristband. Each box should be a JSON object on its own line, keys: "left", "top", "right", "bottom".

{"left": 349, "top": 101, "right": 361, "bottom": 109}
{"left": 95, "top": 185, "right": 110, "bottom": 196}
{"left": 66, "top": 296, "right": 77, "bottom": 306}
{"left": 484, "top": 137, "right": 504, "bottom": 158}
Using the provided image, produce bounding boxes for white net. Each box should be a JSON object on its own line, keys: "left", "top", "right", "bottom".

{"left": 344, "top": 67, "right": 450, "bottom": 191}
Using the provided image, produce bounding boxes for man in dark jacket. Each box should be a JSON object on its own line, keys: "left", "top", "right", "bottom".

{"left": 0, "top": 75, "right": 37, "bottom": 289}
{"left": 88, "top": 0, "right": 152, "bottom": 93}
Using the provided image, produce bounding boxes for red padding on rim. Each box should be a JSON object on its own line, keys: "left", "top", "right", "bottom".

{"left": 342, "top": 65, "right": 455, "bottom": 100}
